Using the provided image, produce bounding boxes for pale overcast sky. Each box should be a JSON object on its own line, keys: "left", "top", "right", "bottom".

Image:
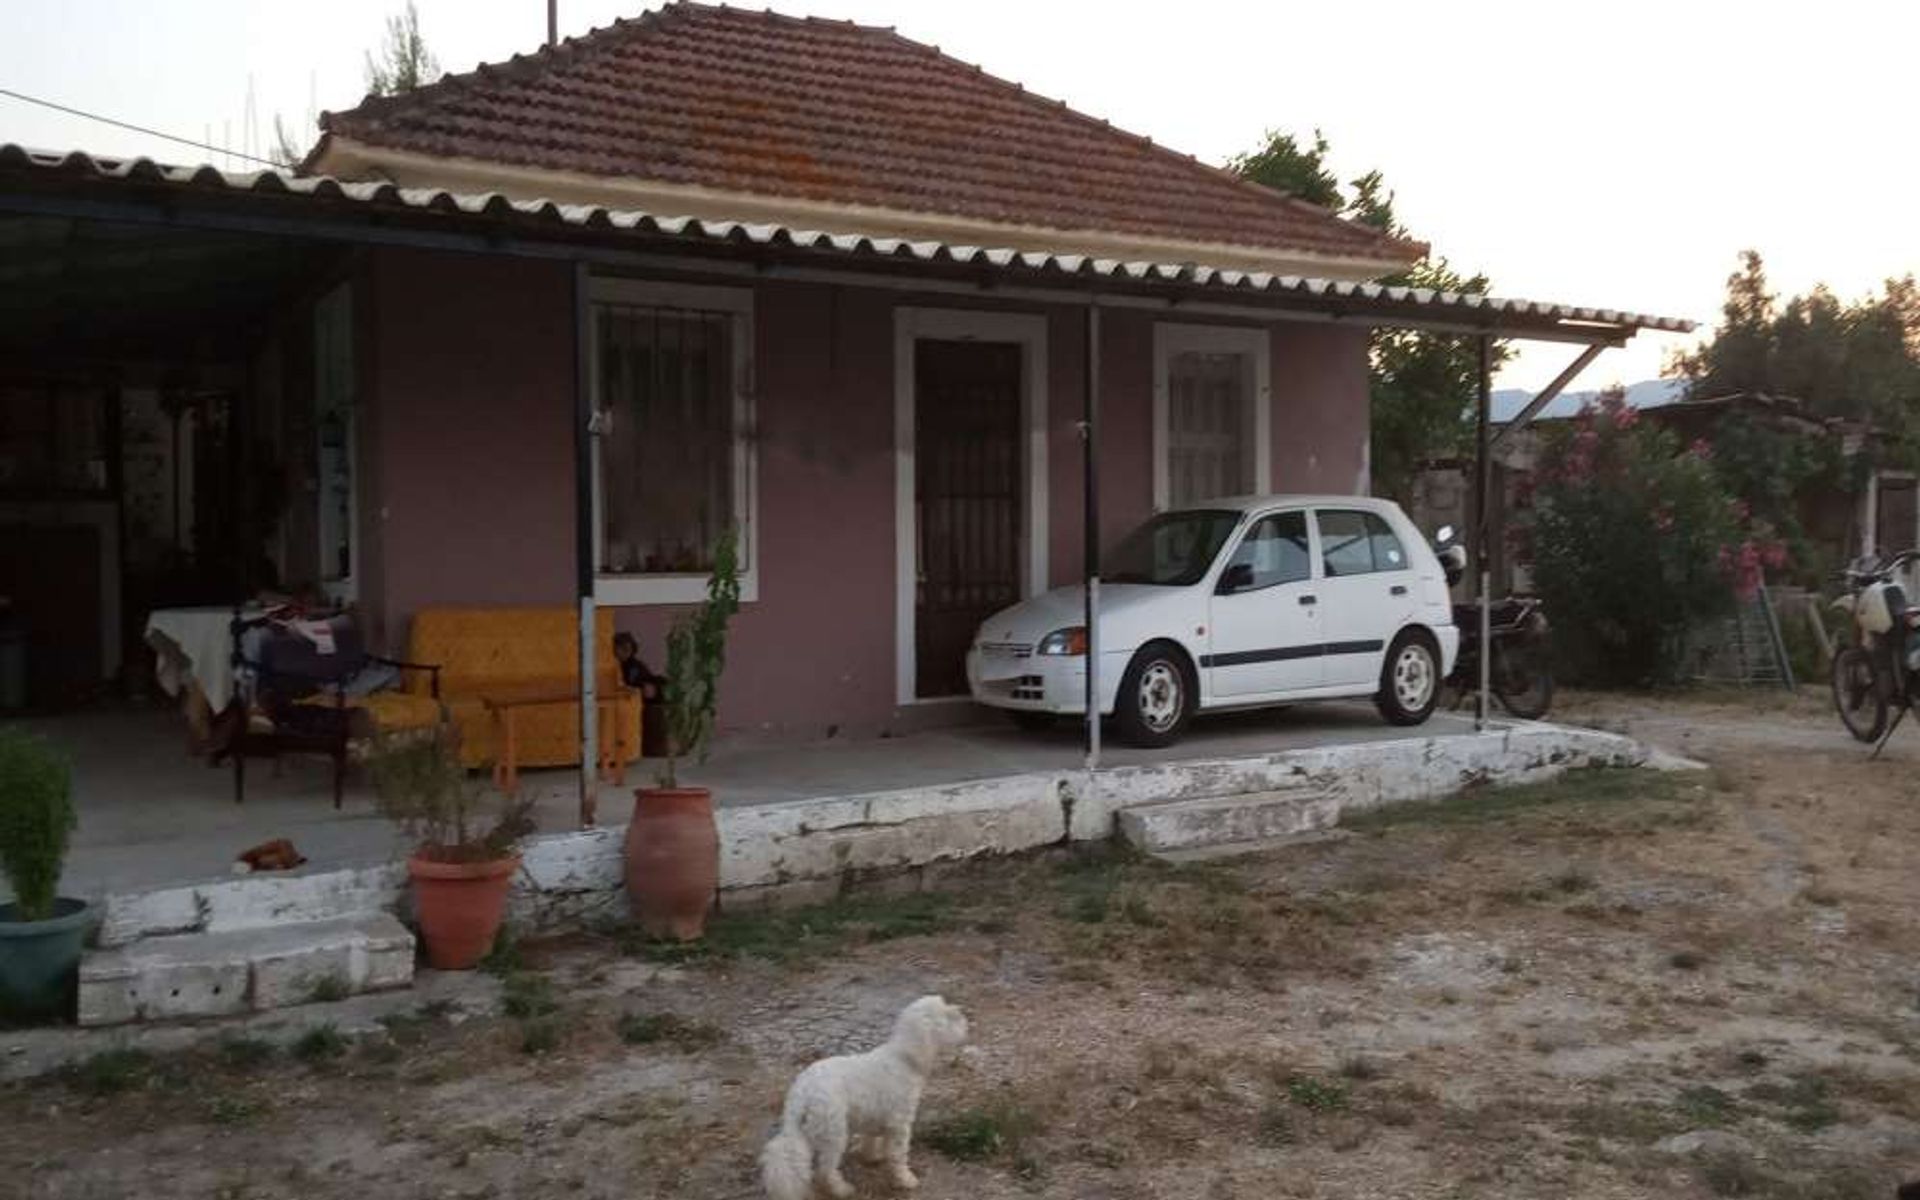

{"left": 3, "top": 0, "right": 1915, "bottom": 392}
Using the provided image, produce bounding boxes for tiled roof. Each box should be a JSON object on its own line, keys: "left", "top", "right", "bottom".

{"left": 0, "top": 144, "right": 1696, "bottom": 341}
{"left": 317, "top": 1, "right": 1422, "bottom": 269}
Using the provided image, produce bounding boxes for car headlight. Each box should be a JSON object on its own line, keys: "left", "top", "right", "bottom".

{"left": 1036, "top": 626, "right": 1088, "bottom": 656}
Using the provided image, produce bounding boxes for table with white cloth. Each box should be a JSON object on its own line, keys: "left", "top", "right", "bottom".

{"left": 145, "top": 605, "right": 259, "bottom": 748}
{"left": 145, "top": 605, "right": 253, "bottom": 711}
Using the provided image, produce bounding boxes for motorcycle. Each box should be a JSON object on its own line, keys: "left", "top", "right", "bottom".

{"left": 1829, "top": 548, "right": 1920, "bottom": 751}
{"left": 1433, "top": 527, "right": 1555, "bottom": 720}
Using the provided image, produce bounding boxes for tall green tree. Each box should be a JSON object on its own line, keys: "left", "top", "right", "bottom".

{"left": 365, "top": 1, "right": 442, "bottom": 98}
{"left": 1673, "top": 250, "right": 1920, "bottom": 434}
{"left": 1232, "top": 130, "right": 1510, "bottom": 503}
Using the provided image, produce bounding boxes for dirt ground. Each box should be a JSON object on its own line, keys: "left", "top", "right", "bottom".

{"left": 8, "top": 689, "right": 1920, "bottom": 1200}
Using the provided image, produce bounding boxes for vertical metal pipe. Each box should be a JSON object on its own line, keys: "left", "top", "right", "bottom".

{"left": 1475, "top": 333, "right": 1493, "bottom": 731}
{"left": 1084, "top": 301, "right": 1102, "bottom": 770}
{"left": 548, "top": 0, "right": 559, "bottom": 47}
{"left": 573, "top": 261, "right": 599, "bottom": 827}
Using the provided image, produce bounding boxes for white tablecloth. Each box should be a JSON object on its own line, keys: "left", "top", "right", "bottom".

{"left": 145, "top": 606, "right": 250, "bottom": 712}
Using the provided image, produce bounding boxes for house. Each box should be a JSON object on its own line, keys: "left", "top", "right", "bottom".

{"left": 0, "top": 2, "right": 1686, "bottom": 761}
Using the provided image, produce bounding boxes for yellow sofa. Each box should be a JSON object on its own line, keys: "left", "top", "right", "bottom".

{"left": 360, "top": 607, "right": 641, "bottom": 771}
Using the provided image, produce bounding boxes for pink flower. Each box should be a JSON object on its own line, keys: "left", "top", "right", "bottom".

{"left": 1762, "top": 542, "right": 1789, "bottom": 570}
{"left": 1688, "top": 438, "right": 1713, "bottom": 460}
{"left": 1731, "top": 499, "right": 1751, "bottom": 521}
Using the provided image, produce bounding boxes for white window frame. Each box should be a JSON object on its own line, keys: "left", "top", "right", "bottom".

{"left": 893, "top": 307, "right": 1050, "bottom": 706}
{"left": 1152, "top": 322, "right": 1272, "bottom": 511}
{"left": 314, "top": 283, "right": 358, "bottom": 604}
{"left": 588, "top": 276, "right": 758, "bottom": 606}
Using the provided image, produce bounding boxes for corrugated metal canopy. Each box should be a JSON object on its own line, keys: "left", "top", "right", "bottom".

{"left": 0, "top": 144, "right": 1694, "bottom": 343}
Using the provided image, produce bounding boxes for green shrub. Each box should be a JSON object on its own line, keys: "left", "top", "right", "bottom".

{"left": 0, "top": 730, "right": 75, "bottom": 921}
{"left": 292, "top": 1024, "right": 348, "bottom": 1063}
{"left": 1529, "top": 392, "right": 1781, "bottom": 686}
{"left": 657, "top": 526, "right": 741, "bottom": 788}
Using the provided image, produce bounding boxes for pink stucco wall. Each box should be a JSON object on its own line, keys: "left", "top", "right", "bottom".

{"left": 612, "top": 280, "right": 902, "bottom": 738}
{"left": 360, "top": 251, "right": 1372, "bottom": 742}
{"left": 1272, "top": 323, "right": 1372, "bottom": 494}
{"left": 361, "top": 248, "right": 577, "bottom": 647}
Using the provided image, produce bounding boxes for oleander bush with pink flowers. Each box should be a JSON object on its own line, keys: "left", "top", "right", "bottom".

{"left": 1530, "top": 391, "right": 1787, "bottom": 686}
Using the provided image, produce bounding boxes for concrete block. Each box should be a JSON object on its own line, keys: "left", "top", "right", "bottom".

{"left": 1118, "top": 786, "right": 1338, "bottom": 853}
{"left": 79, "top": 913, "right": 415, "bottom": 1026}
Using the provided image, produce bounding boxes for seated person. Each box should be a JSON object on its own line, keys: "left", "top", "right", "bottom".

{"left": 613, "top": 631, "right": 666, "bottom": 701}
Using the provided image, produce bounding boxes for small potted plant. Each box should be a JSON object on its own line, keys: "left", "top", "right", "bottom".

{"left": 371, "top": 724, "right": 534, "bottom": 970}
{"left": 0, "top": 730, "right": 87, "bottom": 1021}
{"left": 624, "top": 527, "right": 740, "bottom": 940}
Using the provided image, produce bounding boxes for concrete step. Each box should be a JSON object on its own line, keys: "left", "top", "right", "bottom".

{"left": 1150, "top": 828, "right": 1353, "bottom": 864}
{"left": 79, "top": 912, "right": 415, "bottom": 1027}
{"left": 1118, "top": 785, "right": 1339, "bottom": 854}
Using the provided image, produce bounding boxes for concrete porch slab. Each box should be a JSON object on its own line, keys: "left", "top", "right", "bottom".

{"left": 28, "top": 699, "right": 1488, "bottom": 901}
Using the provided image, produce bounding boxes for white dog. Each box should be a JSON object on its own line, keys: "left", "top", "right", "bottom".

{"left": 761, "top": 995, "right": 969, "bottom": 1200}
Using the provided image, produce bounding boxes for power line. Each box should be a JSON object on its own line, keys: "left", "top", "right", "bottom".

{"left": 0, "top": 85, "right": 288, "bottom": 169}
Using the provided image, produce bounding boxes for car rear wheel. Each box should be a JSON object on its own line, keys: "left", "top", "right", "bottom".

{"left": 1113, "top": 642, "right": 1195, "bottom": 748}
{"left": 1376, "top": 630, "right": 1440, "bottom": 726}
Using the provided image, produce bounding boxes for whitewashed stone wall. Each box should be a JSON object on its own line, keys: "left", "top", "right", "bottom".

{"left": 98, "top": 723, "right": 1647, "bottom": 944}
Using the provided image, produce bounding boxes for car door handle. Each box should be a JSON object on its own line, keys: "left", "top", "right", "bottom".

{"left": 1299, "top": 594, "right": 1317, "bottom": 606}
{"left": 1390, "top": 585, "right": 1408, "bottom": 596}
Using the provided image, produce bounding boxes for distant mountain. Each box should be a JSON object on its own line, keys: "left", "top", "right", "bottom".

{"left": 1490, "top": 378, "right": 1685, "bottom": 424}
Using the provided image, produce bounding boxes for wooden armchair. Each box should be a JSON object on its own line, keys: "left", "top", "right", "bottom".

{"left": 227, "top": 609, "right": 442, "bottom": 808}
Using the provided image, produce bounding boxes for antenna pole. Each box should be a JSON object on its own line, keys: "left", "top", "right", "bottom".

{"left": 548, "top": 0, "right": 558, "bottom": 46}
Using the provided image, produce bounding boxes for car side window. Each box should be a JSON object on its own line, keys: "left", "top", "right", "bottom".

{"left": 1367, "top": 513, "right": 1408, "bottom": 572}
{"left": 1225, "top": 511, "right": 1311, "bottom": 589}
{"left": 1317, "top": 509, "right": 1407, "bottom": 576}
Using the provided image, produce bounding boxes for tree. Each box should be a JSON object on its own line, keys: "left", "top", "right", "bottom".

{"left": 1674, "top": 251, "right": 1920, "bottom": 433}
{"left": 1529, "top": 391, "right": 1782, "bottom": 686}
{"left": 365, "top": 2, "right": 442, "bottom": 98}
{"left": 1232, "top": 130, "right": 1510, "bottom": 503}
{"left": 1671, "top": 252, "right": 1920, "bottom": 576}
{"left": 1227, "top": 129, "right": 1343, "bottom": 210}
{"left": 271, "top": 115, "right": 306, "bottom": 169}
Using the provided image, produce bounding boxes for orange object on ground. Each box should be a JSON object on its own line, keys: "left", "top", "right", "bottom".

{"left": 235, "top": 838, "right": 306, "bottom": 872}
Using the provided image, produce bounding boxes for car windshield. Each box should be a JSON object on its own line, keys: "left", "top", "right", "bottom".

{"left": 1105, "top": 509, "right": 1242, "bottom": 586}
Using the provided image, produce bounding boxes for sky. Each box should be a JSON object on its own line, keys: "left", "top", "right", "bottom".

{"left": 2, "top": 0, "right": 1916, "bottom": 392}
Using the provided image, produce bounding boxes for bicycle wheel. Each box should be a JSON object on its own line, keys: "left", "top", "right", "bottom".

{"left": 1832, "top": 645, "right": 1887, "bottom": 744}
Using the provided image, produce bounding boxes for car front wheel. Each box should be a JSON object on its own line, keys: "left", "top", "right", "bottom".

{"left": 1113, "top": 642, "right": 1195, "bottom": 748}
{"left": 1376, "top": 631, "right": 1440, "bottom": 726}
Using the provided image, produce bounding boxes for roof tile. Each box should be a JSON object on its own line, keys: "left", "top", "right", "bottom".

{"left": 319, "top": 1, "right": 1420, "bottom": 267}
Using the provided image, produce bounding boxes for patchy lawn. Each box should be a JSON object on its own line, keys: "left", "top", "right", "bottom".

{"left": 6, "top": 691, "right": 1920, "bottom": 1198}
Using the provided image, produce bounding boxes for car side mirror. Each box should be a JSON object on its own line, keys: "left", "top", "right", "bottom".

{"left": 1217, "top": 563, "right": 1254, "bottom": 594}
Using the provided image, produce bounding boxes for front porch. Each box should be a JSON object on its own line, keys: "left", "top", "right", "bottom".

{"left": 35, "top": 699, "right": 1484, "bottom": 900}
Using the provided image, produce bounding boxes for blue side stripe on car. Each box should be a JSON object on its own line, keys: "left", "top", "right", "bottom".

{"left": 1198, "top": 640, "right": 1385, "bottom": 669}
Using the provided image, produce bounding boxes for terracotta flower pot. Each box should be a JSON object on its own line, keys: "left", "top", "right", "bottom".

{"left": 625, "top": 786, "right": 718, "bottom": 941}
{"left": 407, "top": 854, "right": 519, "bottom": 970}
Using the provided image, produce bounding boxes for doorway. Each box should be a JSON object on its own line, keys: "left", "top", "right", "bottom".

{"left": 894, "top": 309, "right": 1049, "bottom": 704}
{"left": 914, "top": 340, "right": 1022, "bottom": 698}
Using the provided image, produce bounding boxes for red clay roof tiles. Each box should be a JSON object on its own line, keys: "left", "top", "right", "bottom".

{"left": 318, "top": 2, "right": 1421, "bottom": 268}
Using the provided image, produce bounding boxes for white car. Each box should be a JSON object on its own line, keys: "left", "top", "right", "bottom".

{"left": 967, "top": 495, "right": 1459, "bottom": 746}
